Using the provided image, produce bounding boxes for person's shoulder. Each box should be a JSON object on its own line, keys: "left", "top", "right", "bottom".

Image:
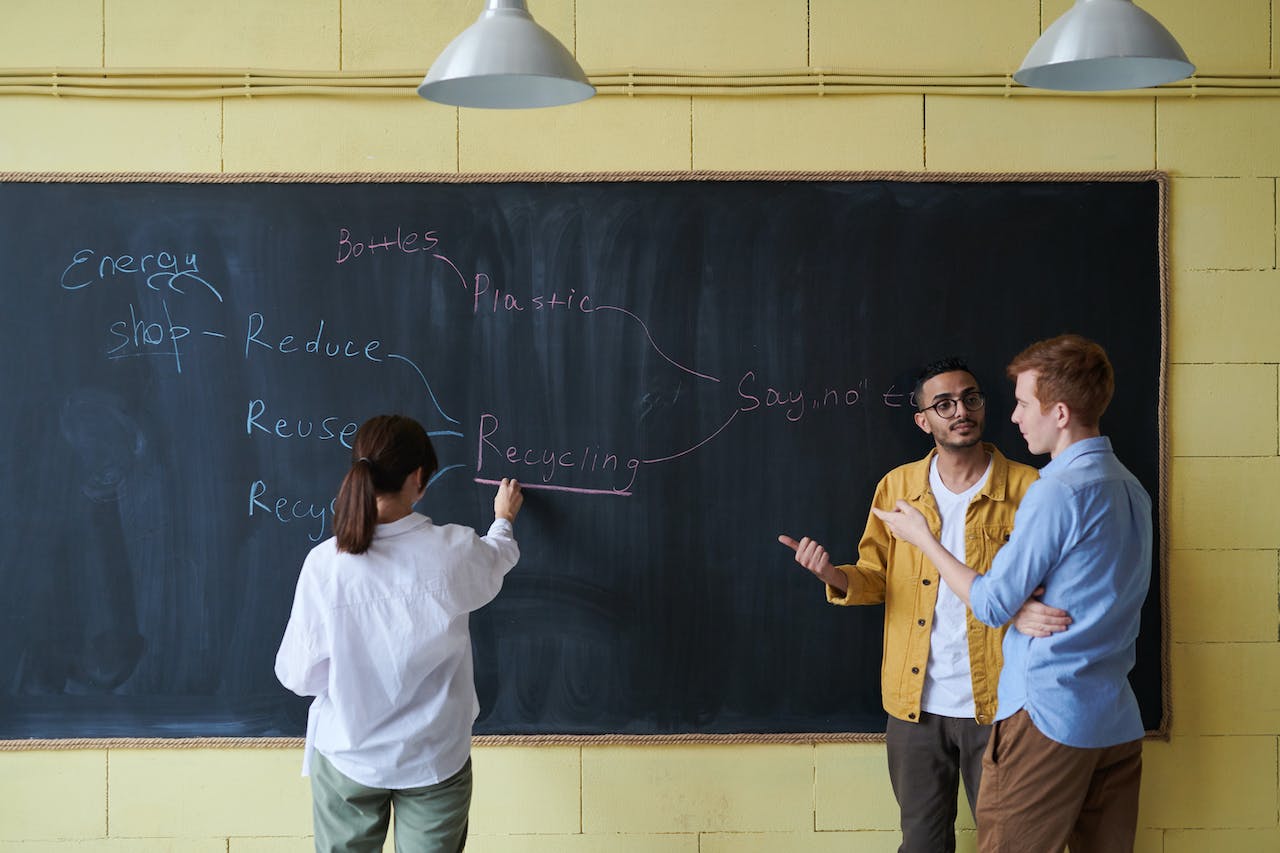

{"left": 303, "top": 536, "right": 340, "bottom": 565}
{"left": 1004, "top": 457, "right": 1041, "bottom": 487}
{"left": 296, "top": 537, "right": 341, "bottom": 587}
{"left": 879, "top": 452, "right": 932, "bottom": 490}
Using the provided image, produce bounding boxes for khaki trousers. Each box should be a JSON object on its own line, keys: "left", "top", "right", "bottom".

{"left": 310, "top": 751, "right": 472, "bottom": 853}
{"left": 976, "top": 709, "right": 1142, "bottom": 853}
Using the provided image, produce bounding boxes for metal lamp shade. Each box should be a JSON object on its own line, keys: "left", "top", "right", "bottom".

{"left": 1014, "top": 0, "right": 1194, "bottom": 91}
{"left": 417, "top": 0, "right": 595, "bottom": 109}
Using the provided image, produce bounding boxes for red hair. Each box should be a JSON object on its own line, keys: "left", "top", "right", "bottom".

{"left": 1006, "top": 334, "right": 1114, "bottom": 427}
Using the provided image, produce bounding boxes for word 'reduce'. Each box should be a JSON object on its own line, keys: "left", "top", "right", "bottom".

{"left": 244, "top": 312, "right": 383, "bottom": 362}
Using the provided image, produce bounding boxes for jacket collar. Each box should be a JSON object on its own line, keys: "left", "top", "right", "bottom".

{"left": 905, "top": 442, "right": 1011, "bottom": 503}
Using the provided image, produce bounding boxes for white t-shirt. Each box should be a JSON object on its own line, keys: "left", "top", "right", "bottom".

{"left": 275, "top": 512, "right": 519, "bottom": 788}
{"left": 920, "top": 455, "right": 991, "bottom": 719}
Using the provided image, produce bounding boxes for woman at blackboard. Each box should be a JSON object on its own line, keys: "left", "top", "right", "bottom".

{"left": 275, "top": 414, "right": 523, "bottom": 853}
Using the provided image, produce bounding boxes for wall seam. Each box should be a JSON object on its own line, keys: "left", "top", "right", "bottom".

{"left": 1152, "top": 97, "right": 1159, "bottom": 170}
{"left": 922, "top": 94, "right": 928, "bottom": 169}
{"left": 689, "top": 96, "right": 695, "bottom": 171}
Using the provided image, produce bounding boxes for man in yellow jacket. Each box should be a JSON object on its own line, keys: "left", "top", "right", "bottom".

{"left": 781, "top": 357, "right": 1064, "bottom": 853}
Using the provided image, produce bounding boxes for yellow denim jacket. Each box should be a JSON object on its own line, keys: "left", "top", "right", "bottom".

{"left": 827, "top": 444, "right": 1038, "bottom": 725}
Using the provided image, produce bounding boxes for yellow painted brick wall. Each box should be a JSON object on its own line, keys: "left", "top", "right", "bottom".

{"left": 0, "top": 1, "right": 1277, "bottom": 852}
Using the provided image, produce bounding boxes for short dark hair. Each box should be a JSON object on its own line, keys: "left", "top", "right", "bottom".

{"left": 914, "top": 356, "right": 977, "bottom": 408}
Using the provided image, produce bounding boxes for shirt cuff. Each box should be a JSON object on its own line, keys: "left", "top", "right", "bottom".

{"left": 487, "top": 517, "right": 514, "bottom": 537}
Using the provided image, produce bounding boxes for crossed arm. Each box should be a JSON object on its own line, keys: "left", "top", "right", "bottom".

{"left": 778, "top": 528, "right": 1071, "bottom": 638}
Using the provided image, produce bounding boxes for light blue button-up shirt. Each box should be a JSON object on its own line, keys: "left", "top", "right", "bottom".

{"left": 969, "top": 436, "right": 1152, "bottom": 748}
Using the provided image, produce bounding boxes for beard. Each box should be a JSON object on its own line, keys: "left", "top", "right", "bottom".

{"left": 934, "top": 418, "right": 983, "bottom": 450}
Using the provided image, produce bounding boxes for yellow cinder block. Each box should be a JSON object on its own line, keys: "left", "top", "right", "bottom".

{"left": 222, "top": 97, "right": 457, "bottom": 173}
{"left": 230, "top": 839, "right": 315, "bottom": 853}
{"left": 459, "top": 97, "right": 690, "bottom": 173}
{"left": 1171, "top": 270, "right": 1280, "bottom": 363}
{"left": 581, "top": 744, "right": 813, "bottom": 833}
{"left": 1139, "top": 736, "right": 1278, "bottom": 827}
{"left": 0, "top": 0, "right": 102, "bottom": 66}
{"left": 1169, "top": 178, "right": 1274, "bottom": 271}
{"left": 577, "top": 0, "right": 805, "bottom": 71}
{"left": 1134, "top": 829, "right": 1166, "bottom": 853}
{"left": 1171, "top": 458, "right": 1280, "bottom": 549}
{"left": 0, "top": 97, "right": 220, "bottom": 172}
{"left": 467, "top": 834, "right": 697, "bottom": 853}
{"left": 924, "top": 96, "right": 1153, "bottom": 173}
{"left": 812, "top": 0, "right": 1036, "bottom": 73}
{"left": 701, "top": 830, "right": 900, "bottom": 853}
{"left": 1169, "top": 363, "right": 1277, "bottom": 457}
{"left": 1044, "top": 0, "right": 1269, "bottom": 75}
{"left": 1160, "top": 99, "right": 1280, "bottom": 177}
{"left": 814, "top": 743, "right": 897, "bottom": 831}
{"left": 469, "top": 746, "right": 579, "bottom": 835}
{"left": 1169, "top": 550, "right": 1279, "bottom": 642}
{"left": 0, "top": 750, "right": 104, "bottom": 841}
{"left": 108, "top": 748, "right": 311, "bottom": 838}
{"left": 1171, "top": 643, "right": 1280, "bottom": 736}
{"left": 342, "top": 0, "right": 575, "bottom": 71}
{"left": 693, "top": 96, "right": 923, "bottom": 172}
{"left": 0, "top": 842, "right": 227, "bottom": 852}
{"left": 1165, "top": 828, "right": 1280, "bottom": 853}
{"left": 104, "top": 0, "right": 339, "bottom": 69}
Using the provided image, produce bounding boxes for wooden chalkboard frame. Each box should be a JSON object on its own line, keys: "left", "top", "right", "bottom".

{"left": 0, "top": 171, "right": 1169, "bottom": 750}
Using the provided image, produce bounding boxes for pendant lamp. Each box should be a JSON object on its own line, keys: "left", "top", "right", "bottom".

{"left": 417, "top": 0, "right": 595, "bottom": 109}
{"left": 1014, "top": 0, "right": 1194, "bottom": 91}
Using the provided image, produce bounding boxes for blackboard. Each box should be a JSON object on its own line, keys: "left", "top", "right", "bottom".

{"left": 0, "top": 173, "right": 1167, "bottom": 743}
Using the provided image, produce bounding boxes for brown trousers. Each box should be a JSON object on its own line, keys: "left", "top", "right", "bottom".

{"left": 976, "top": 709, "right": 1142, "bottom": 853}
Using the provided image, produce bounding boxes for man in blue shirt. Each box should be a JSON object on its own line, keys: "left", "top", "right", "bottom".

{"left": 872, "top": 334, "right": 1152, "bottom": 853}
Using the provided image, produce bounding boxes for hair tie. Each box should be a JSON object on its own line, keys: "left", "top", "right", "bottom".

{"left": 357, "top": 456, "right": 372, "bottom": 466}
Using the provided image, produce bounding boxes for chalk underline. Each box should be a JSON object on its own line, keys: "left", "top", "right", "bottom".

{"left": 473, "top": 477, "right": 631, "bottom": 497}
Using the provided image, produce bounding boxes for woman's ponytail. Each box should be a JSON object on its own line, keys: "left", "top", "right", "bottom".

{"left": 334, "top": 457, "right": 378, "bottom": 554}
{"left": 332, "top": 415, "right": 437, "bottom": 554}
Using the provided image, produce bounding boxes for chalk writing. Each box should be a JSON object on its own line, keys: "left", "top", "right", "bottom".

{"left": 106, "top": 301, "right": 190, "bottom": 373}
{"left": 245, "top": 399, "right": 359, "bottom": 447}
{"left": 335, "top": 226, "right": 440, "bottom": 263}
{"left": 473, "top": 277, "right": 593, "bottom": 315}
{"left": 737, "top": 371, "right": 869, "bottom": 422}
{"left": 881, "top": 384, "right": 919, "bottom": 409}
{"left": 476, "top": 413, "right": 640, "bottom": 496}
{"left": 61, "top": 248, "right": 223, "bottom": 302}
{"left": 244, "top": 312, "right": 383, "bottom": 362}
{"left": 248, "top": 479, "right": 333, "bottom": 542}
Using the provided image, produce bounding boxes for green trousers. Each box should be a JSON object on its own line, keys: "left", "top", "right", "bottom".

{"left": 310, "top": 751, "right": 472, "bottom": 853}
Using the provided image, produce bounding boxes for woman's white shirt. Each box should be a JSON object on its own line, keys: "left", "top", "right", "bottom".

{"left": 275, "top": 512, "right": 519, "bottom": 789}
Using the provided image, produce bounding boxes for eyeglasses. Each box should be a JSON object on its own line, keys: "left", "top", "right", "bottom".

{"left": 919, "top": 391, "right": 986, "bottom": 419}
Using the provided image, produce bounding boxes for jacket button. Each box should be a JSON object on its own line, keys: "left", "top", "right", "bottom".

{"left": 917, "top": 619, "right": 926, "bottom": 626}
{"left": 922, "top": 579, "right": 931, "bottom": 586}
{"left": 911, "top": 667, "right": 920, "bottom": 674}
{"left": 908, "top": 713, "right": 916, "bottom": 720}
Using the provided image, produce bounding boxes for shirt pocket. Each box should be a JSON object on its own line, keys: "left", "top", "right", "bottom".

{"left": 972, "top": 523, "right": 1014, "bottom": 574}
